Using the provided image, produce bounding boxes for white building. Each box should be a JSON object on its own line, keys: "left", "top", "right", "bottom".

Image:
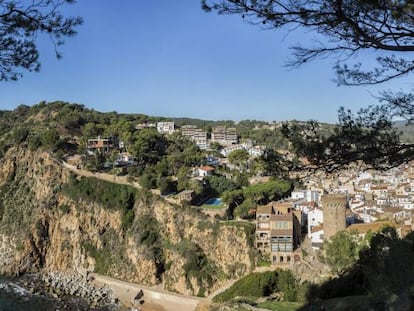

{"left": 157, "top": 122, "right": 175, "bottom": 135}
{"left": 307, "top": 208, "right": 324, "bottom": 236}
{"left": 309, "top": 226, "right": 324, "bottom": 249}
{"left": 181, "top": 125, "right": 208, "bottom": 150}
{"left": 291, "top": 190, "right": 320, "bottom": 203}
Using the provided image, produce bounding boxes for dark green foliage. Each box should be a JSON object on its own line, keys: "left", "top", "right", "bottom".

{"left": 324, "top": 231, "right": 364, "bottom": 274}
{"left": 63, "top": 175, "right": 136, "bottom": 210}
{"left": 139, "top": 168, "right": 157, "bottom": 189}
{"left": 242, "top": 179, "right": 292, "bottom": 204}
{"left": 0, "top": 1, "right": 82, "bottom": 81}
{"left": 205, "top": 175, "right": 239, "bottom": 196}
{"left": 121, "top": 209, "right": 134, "bottom": 231}
{"left": 214, "top": 270, "right": 303, "bottom": 303}
{"left": 28, "top": 134, "right": 42, "bottom": 150}
{"left": 11, "top": 126, "right": 29, "bottom": 144}
{"left": 131, "top": 128, "right": 168, "bottom": 166}
{"left": 0, "top": 164, "right": 38, "bottom": 234}
{"left": 82, "top": 242, "right": 113, "bottom": 275}
{"left": 223, "top": 179, "right": 292, "bottom": 218}
{"left": 63, "top": 175, "right": 136, "bottom": 231}
{"left": 307, "top": 227, "right": 414, "bottom": 309}
{"left": 228, "top": 149, "right": 249, "bottom": 171}
{"left": 277, "top": 270, "right": 299, "bottom": 302}
{"left": 157, "top": 176, "right": 175, "bottom": 195}
{"left": 41, "top": 128, "right": 60, "bottom": 150}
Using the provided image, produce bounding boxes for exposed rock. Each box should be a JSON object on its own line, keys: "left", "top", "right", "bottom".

{"left": 0, "top": 146, "right": 255, "bottom": 295}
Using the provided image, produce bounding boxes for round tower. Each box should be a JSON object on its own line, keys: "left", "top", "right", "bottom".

{"left": 322, "top": 194, "right": 346, "bottom": 241}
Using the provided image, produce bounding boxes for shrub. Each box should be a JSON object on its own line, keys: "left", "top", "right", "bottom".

{"left": 63, "top": 175, "right": 136, "bottom": 232}
{"left": 213, "top": 271, "right": 278, "bottom": 302}
{"left": 213, "top": 270, "right": 301, "bottom": 303}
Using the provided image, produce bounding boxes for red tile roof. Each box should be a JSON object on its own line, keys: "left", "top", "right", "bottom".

{"left": 199, "top": 165, "right": 215, "bottom": 171}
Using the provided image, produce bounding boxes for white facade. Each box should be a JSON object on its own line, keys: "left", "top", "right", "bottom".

{"left": 291, "top": 190, "right": 319, "bottom": 203}
{"left": 307, "top": 208, "right": 324, "bottom": 236}
{"left": 309, "top": 227, "right": 324, "bottom": 249}
{"left": 157, "top": 122, "right": 175, "bottom": 135}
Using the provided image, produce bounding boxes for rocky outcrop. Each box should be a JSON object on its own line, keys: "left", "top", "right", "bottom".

{"left": 40, "top": 272, "right": 118, "bottom": 307}
{"left": 0, "top": 147, "right": 255, "bottom": 296}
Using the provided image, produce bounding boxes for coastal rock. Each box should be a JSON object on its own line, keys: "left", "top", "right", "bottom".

{"left": 0, "top": 146, "right": 255, "bottom": 295}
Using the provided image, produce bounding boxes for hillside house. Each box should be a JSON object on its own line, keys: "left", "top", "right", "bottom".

{"left": 177, "top": 190, "right": 195, "bottom": 203}
{"left": 87, "top": 136, "right": 119, "bottom": 154}
{"left": 255, "top": 202, "right": 301, "bottom": 265}
{"left": 115, "top": 153, "right": 135, "bottom": 166}
{"left": 198, "top": 166, "right": 215, "bottom": 177}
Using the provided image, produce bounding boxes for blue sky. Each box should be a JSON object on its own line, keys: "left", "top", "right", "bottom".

{"left": 0, "top": 1, "right": 405, "bottom": 123}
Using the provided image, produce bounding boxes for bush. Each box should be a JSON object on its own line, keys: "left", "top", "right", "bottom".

{"left": 63, "top": 175, "right": 136, "bottom": 232}
{"left": 213, "top": 271, "right": 278, "bottom": 302}
{"left": 63, "top": 175, "right": 136, "bottom": 211}
{"left": 213, "top": 270, "right": 301, "bottom": 303}
{"left": 82, "top": 242, "right": 113, "bottom": 275}
{"left": 175, "top": 239, "right": 218, "bottom": 296}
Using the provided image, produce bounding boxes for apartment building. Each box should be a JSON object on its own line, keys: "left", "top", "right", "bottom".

{"left": 211, "top": 126, "right": 238, "bottom": 145}
{"left": 181, "top": 125, "right": 208, "bottom": 150}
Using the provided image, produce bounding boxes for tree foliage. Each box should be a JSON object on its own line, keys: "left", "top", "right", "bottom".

{"left": 310, "top": 227, "right": 414, "bottom": 309}
{"left": 223, "top": 179, "right": 292, "bottom": 218}
{"left": 203, "top": 0, "right": 414, "bottom": 171}
{"left": 0, "top": 0, "right": 82, "bottom": 81}
{"left": 324, "top": 230, "right": 364, "bottom": 274}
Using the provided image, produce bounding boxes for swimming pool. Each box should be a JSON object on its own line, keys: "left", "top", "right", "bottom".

{"left": 204, "top": 198, "right": 222, "bottom": 206}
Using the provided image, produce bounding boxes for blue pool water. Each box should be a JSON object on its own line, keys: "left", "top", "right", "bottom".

{"left": 204, "top": 198, "right": 222, "bottom": 206}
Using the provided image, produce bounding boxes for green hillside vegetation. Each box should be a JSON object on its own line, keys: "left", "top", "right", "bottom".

{"left": 222, "top": 179, "right": 293, "bottom": 218}
{"left": 63, "top": 174, "right": 137, "bottom": 231}
{"left": 212, "top": 227, "right": 414, "bottom": 310}
{"left": 213, "top": 270, "right": 305, "bottom": 303}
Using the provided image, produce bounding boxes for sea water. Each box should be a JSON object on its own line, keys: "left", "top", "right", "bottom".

{"left": 0, "top": 277, "right": 119, "bottom": 311}
{"left": 0, "top": 278, "right": 58, "bottom": 311}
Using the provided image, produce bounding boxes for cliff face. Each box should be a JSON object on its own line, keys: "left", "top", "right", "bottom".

{"left": 0, "top": 147, "right": 254, "bottom": 296}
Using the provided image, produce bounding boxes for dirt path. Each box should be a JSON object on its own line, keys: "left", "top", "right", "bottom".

{"left": 62, "top": 161, "right": 180, "bottom": 204}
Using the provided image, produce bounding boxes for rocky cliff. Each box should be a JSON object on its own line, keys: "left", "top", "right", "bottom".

{"left": 0, "top": 147, "right": 255, "bottom": 296}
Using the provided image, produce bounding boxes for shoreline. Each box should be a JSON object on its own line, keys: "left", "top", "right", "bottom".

{"left": 92, "top": 273, "right": 206, "bottom": 311}
{"left": 1, "top": 270, "right": 211, "bottom": 311}
{"left": 0, "top": 272, "right": 121, "bottom": 310}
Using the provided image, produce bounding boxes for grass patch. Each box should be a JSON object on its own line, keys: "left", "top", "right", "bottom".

{"left": 82, "top": 242, "right": 113, "bottom": 275}
{"left": 257, "top": 258, "right": 271, "bottom": 267}
{"left": 63, "top": 174, "right": 136, "bottom": 210}
{"left": 213, "top": 270, "right": 302, "bottom": 304}
{"left": 63, "top": 174, "right": 136, "bottom": 231}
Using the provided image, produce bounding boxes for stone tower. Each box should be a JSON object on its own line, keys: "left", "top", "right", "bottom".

{"left": 322, "top": 194, "right": 347, "bottom": 241}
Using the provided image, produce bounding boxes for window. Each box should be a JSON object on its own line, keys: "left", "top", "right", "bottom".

{"left": 280, "top": 256, "right": 284, "bottom": 262}
{"left": 273, "top": 221, "right": 289, "bottom": 229}
{"left": 287, "top": 256, "right": 291, "bottom": 263}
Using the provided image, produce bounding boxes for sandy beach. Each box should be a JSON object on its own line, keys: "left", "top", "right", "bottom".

{"left": 92, "top": 274, "right": 204, "bottom": 311}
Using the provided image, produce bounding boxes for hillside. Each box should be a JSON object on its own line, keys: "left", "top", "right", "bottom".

{"left": 0, "top": 145, "right": 255, "bottom": 296}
